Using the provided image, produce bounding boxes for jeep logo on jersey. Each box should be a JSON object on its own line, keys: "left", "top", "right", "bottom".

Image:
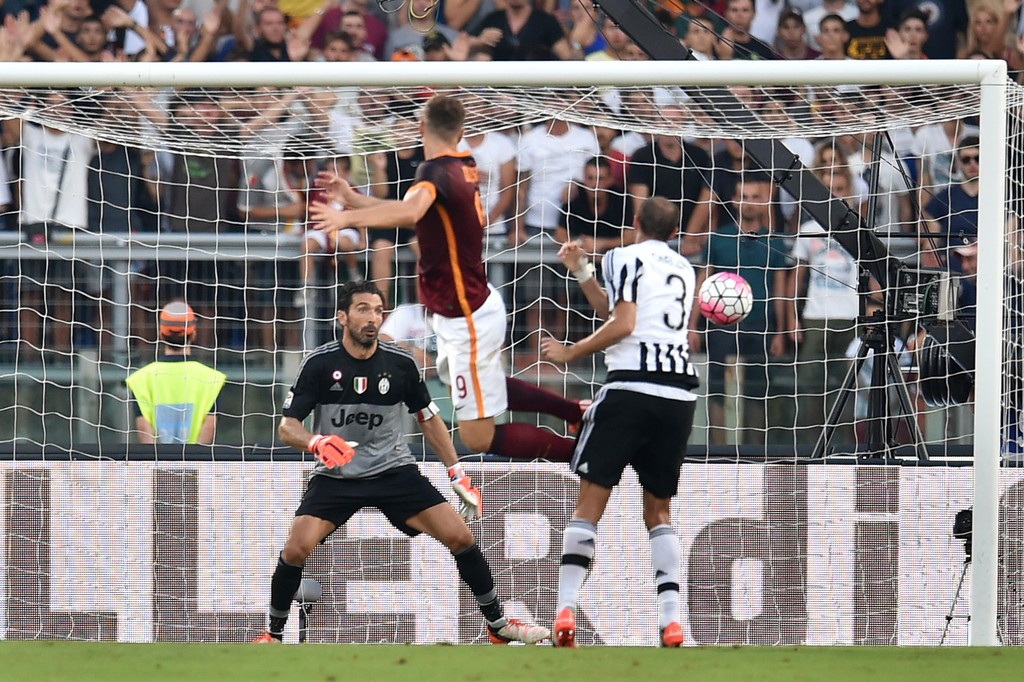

{"left": 354, "top": 377, "right": 367, "bottom": 394}
{"left": 378, "top": 376, "right": 390, "bottom": 394}
{"left": 330, "top": 410, "right": 385, "bottom": 429}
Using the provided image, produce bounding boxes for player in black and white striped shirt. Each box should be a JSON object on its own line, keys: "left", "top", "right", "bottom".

{"left": 541, "top": 197, "right": 698, "bottom": 649}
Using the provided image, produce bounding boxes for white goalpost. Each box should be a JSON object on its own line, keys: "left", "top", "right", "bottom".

{"left": 0, "top": 60, "right": 1016, "bottom": 646}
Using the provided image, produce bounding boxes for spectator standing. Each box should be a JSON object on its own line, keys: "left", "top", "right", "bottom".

{"left": 235, "top": 1, "right": 328, "bottom": 62}
{"left": 885, "top": 7, "right": 929, "bottom": 58}
{"left": 776, "top": 9, "right": 820, "bottom": 59}
{"left": 386, "top": 0, "right": 459, "bottom": 58}
{"left": 86, "top": 137, "right": 159, "bottom": 352}
{"left": 514, "top": 119, "right": 599, "bottom": 348}
{"left": 515, "top": 120, "right": 601, "bottom": 238}
{"left": 559, "top": 155, "right": 635, "bottom": 341}
{"left": 717, "top": 0, "right": 776, "bottom": 60}
{"left": 788, "top": 167, "right": 862, "bottom": 446}
{"left": 960, "top": 0, "right": 1021, "bottom": 70}
{"left": 473, "top": 0, "right": 576, "bottom": 60}
{"left": 125, "top": 301, "right": 226, "bottom": 444}
{"left": 162, "top": 93, "right": 242, "bottom": 349}
{"left": 557, "top": 155, "right": 634, "bottom": 254}
{"left": 585, "top": 15, "right": 630, "bottom": 61}
{"left": 913, "top": 117, "right": 975, "bottom": 192}
{"left": 626, "top": 107, "right": 713, "bottom": 257}
{"left": 804, "top": 0, "right": 858, "bottom": 49}
{"left": 161, "top": 5, "right": 222, "bottom": 62}
{"left": 295, "top": 156, "right": 363, "bottom": 318}
{"left": 8, "top": 90, "right": 94, "bottom": 356}
{"left": 442, "top": 0, "right": 499, "bottom": 33}
{"left": 846, "top": 0, "right": 890, "bottom": 59}
{"left": 238, "top": 148, "right": 325, "bottom": 351}
{"left": 311, "top": 0, "right": 387, "bottom": 60}
{"left": 883, "top": 0, "right": 968, "bottom": 59}
{"left": 922, "top": 135, "right": 980, "bottom": 267}
{"left": 701, "top": 174, "right": 792, "bottom": 446}
{"left": 815, "top": 12, "right": 852, "bottom": 59}
{"left": 459, "top": 130, "right": 517, "bottom": 245}
{"left": 683, "top": 15, "right": 721, "bottom": 59}
{"left": 750, "top": 0, "right": 786, "bottom": 44}
{"left": 365, "top": 146, "right": 425, "bottom": 307}
{"left": 565, "top": 0, "right": 605, "bottom": 57}
{"left": 339, "top": 10, "right": 378, "bottom": 61}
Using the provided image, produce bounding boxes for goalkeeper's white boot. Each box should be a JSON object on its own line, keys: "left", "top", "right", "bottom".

{"left": 487, "top": 618, "right": 550, "bottom": 645}
{"left": 553, "top": 607, "right": 577, "bottom": 648}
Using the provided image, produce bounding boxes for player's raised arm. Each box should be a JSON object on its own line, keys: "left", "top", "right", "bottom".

{"left": 310, "top": 184, "right": 434, "bottom": 234}
{"left": 542, "top": 298, "right": 637, "bottom": 364}
{"left": 314, "top": 171, "right": 383, "bottom": 210}
{"left": 558, "top": 240, "right": 609, "bottom": 318}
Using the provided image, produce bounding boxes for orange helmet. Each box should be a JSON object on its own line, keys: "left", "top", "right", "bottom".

{"left": 159, "top": 301, "right": 196, "bottom": 338}
{"left": 391, "top": 47, "right": 421, "bottom": 62}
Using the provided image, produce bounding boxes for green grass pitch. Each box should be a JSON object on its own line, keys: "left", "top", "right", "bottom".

{"left": 4, "top": 643, "right": 1024, "bottom": 682}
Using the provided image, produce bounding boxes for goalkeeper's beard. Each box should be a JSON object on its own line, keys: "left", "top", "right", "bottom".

{"left": 350, "top": 324, "right": 378, "bottom": 349}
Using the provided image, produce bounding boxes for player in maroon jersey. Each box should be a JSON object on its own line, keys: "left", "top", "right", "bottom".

{"left": 310, "top": 94, "right": 586, "bottom": 467}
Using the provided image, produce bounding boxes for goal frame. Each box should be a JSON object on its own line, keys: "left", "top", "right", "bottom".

{"left": 0, "top": 58, "right": 1008, "bottom": 645}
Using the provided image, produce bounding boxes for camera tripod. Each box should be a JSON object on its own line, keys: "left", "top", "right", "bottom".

{"left": 811, "top": 310, "right": 929, "bottom": 460}
{"left": 939, "top": 543, "right": 1012, "bottom": 645}
{"left": 940, "top": 550, "right": 972, "bottom": 645}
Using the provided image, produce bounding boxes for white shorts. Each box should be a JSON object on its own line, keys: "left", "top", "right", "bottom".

{"left": 431, "top": 287, "right": 508, "bottom": 421}
{"left": 305, "top": 228, "right": 362, "bottom": 253}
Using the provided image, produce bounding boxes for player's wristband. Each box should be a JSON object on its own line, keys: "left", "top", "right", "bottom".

{"left": 573, "top": 260, "right": 595, "bottom": 284}
{"left": 448, "top": 463, "right": 465, "bottom": 480}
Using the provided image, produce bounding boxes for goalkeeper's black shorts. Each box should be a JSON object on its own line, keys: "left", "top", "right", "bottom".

{"left": 571, "top": 388, "right": 696, "bottom": 499}
{"left": 295, "top": 464, "right": 446, "bottom": 537}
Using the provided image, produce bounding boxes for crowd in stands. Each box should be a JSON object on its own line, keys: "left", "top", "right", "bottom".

{"left": 3, "top": 0, "right": 1021, "bottom": 65}
{"left": 0, "top": 0, "right": 1006, "bottom": 445}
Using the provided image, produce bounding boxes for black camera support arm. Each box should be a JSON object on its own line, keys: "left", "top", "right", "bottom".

{"left": 594, "top": 0, "right": 903, "bottom": 292}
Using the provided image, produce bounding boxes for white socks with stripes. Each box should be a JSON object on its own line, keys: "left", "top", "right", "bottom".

{"left": 650, "top": 524, "right": 681, "bottom": 629}
{"left": 557, "top": 518, "right": 598, "bottom": 614}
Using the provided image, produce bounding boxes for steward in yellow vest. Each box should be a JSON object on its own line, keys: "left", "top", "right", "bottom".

{"left": 126, "top": 301, "right": 226, "bottom": 444}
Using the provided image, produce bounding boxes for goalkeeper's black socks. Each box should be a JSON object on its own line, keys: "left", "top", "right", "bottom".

{"left": 267, "top": 553, "right": 304, "bottom": 636}
{"left": 265, "top": 621, "right": 286, "bottom": 641}
{"left": 453, "top": 544, "right": 506, "bottom": 627}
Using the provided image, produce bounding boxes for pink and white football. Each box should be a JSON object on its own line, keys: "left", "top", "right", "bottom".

{"left": 699, "top": 272, "right": 754, "bottom": 326}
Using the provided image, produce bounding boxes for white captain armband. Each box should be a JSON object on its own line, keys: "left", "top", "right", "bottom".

{"left": 416, "top": 401, "right": 441, "bottom": 423}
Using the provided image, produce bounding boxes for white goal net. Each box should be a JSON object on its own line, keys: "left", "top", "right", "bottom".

{"left": 0, "top": 61, "right": 1020, "bottom": 645}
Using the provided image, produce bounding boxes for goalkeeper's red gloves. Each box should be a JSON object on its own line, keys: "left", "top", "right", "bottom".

{"left": 307, "top": 434, "right": 356, "bottom": 469}
{"left": 448, "top": 463, "right": 481, "bottom": 522}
